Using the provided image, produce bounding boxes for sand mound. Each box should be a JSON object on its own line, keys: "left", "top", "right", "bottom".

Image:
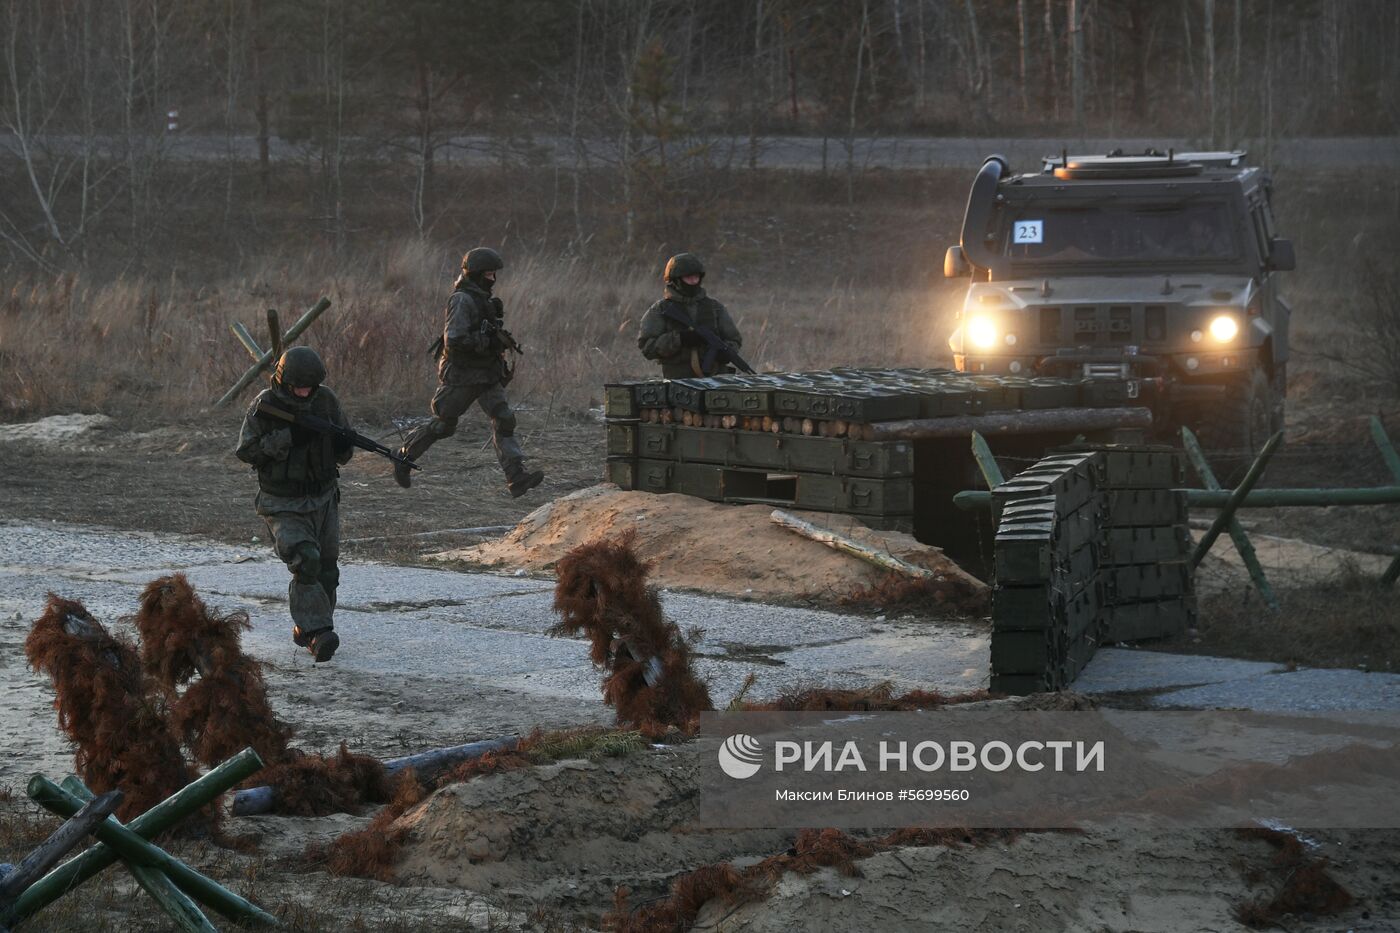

{"left": 434, "top": 485, "right": 986, "bottom": 605}
{"left": 392, "top": 750, "right": 788, "bottom": 914}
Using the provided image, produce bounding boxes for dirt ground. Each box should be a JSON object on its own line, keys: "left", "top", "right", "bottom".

{"left": 0, "top": 407, "right": 606, "bottom": 564}
{"left": 2, "top": 390, "right": 1399, "bottom": 930}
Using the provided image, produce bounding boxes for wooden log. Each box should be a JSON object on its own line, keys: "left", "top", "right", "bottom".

{"left": 769, "top": 419, "right": 781, "bottom": 435}
{"left": 214, "top": 297, "right": 331, "bottom": 408}
{"left": 266, "top": 308, "right": 283, "bottom": 360}
{"left": 230, "top": 736, "right": 522, "bottom": 817}
{"left": 969, "top": 430, "right": 1006, "bottom": 488}
{"left": 1181, "top": 426, "right": 1276, "bottom": 610}
{"left": 659, "top": 409, "right": 674, "bottom": 424}
{"left": 0, "top": 789, "right": 121, "bottom": 916}
{"left": 956, "top": 485, "right": 1400, "bottom": 511}
{"left": 860, "top": 424, "right": 876, "bottom": 442}
{"left": 1191, "top": 431, "right": 1283, "bottom": 567}
{"left": 12, "top": 749, "right": 269, "bottom": 927}
{"left": 783, "top": 417, "right": 801, "bottom": 434}
{"left": 228, "top": 322, "right": 265, "bottom": 362}
{"left": 769, "top": 510, "right": 934, "bottom": 579}
{"left": 41, "top": 778, "right": 256, "bottom": 931}
{"left": 801, "top": 418, "right": 815, "bottom": 436}
{"left": 866, "top": 406, "right": 1152, "bottom": 441}
{"left": 832, "top": 420, "right": 848, "bottom": 438}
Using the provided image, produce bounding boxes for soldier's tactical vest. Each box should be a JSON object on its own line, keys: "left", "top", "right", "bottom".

{"left": 657, "top": 295, "right": 727, "bottom": 335}
{"left": 442, "top": 284, "right": 501, "bottom": 375}
{"left": 255, "top": 389, "right": 340, "bottom": 497}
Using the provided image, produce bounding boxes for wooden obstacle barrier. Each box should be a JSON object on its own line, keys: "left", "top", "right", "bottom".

{"left": 7, "top": 748, "right": 277, "bottom": 931}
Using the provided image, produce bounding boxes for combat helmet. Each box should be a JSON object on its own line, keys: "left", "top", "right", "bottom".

{"left": 462, "top": 247, "right": 504, "bottom": 276}
{"left": 274, "top": 346, "right": 326, "bottom": 391}
{"left": 664, "top": 252, "right": 705, "bottom": 284}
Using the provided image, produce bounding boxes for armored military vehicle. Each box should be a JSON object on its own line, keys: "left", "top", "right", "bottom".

{"left": 944, "top": 150, "right": 1295, "bottom": 459}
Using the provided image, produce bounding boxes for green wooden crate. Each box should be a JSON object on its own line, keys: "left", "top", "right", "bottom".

{"left": 918, "top": 386, "right": 978, "bottom": 417}
{"left": 1101, "top": 525, "right": 1191, "bottom": 566}
{"left": 636, "top": 424, "right": 914, "bottom": 477}
{"left": 668, "top": 377, "right": 729, "bottom": 412}
{"left": 603, "top": 384, "right": 640, "bottom": 419}
{"left": 606, "top": 458, "right": 637, "bottom": 490}
{"left": 1020, "top": 378, "right": 1085, "bottom": 410}
{"left": 1053, "top": 444, "right": 1184, "bottom": 489}
{"left": 989, "top": 672, "right": 1051, "bottom": 696}
{"left": 1103, "top": 597, "right": 1196, "bottom": 642}
{"left": 995, "top": 534, "right": 1097, "bottom": 586}
{"left": 772, "top": 386, "right": 923, "bottom": 423}
{"left": 993, "top": 580, "right": 1098, "bottom": 633}
{"left": 1102, "top": 562, "right": 1192, "bottom": 601}
{"left": 1104, "top": 489, "right": 1189, "bottom": 526}
{"left": 634, "top": 381, "right": 670, "bottom": 409}
{"left": 606, "top": 421, "right": 639, "bottom": 458}
{"left": 990, "top": 629, "right": 1053, "bottom": 674}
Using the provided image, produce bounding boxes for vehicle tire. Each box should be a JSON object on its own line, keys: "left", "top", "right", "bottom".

{"left": 1194, "top": 366, "right": 1274, "bottom": 480}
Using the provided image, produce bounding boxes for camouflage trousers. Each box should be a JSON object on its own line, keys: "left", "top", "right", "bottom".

{"left": 400, "top": 380, "right": 525, "bottom": 478}
{"left": 257, "top": 489, "right": 340, "bottom": 637}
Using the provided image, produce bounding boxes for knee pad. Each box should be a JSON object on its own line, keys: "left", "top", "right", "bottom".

{"left": 292, "top": 542, "right": 322, "bottom": 584}
{"left": 430, "top": 417, "right": 458, "bottom": 438}
{"left": 318, "top": 563, "right": 340, "bottom": 593}
{"left": 495, "top": 410, "right": 517, "bottom": 436}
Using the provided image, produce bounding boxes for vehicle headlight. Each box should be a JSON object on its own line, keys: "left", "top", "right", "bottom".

{"left": 967, "top": 315, "right": 998, "bottom": 350}
{"left": 1208, "top": 314, "right": 1239, "bottom": 343}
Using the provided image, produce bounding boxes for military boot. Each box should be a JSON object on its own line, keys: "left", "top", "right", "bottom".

{"left": 393, "top": 447, "right": 415, "bottom": 488}
{"left": 309, "top": 628, "right": 339, "bottom": 662}
{"left": 507, "top": 464, "right": 545, "bottom": 498}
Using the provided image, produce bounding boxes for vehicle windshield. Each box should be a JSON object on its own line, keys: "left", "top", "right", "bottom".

{"left": 1001, "top": 202, "right": 1239, "bottom": 264}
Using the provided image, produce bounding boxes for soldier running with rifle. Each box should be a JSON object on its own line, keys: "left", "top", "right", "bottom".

{"left": 638, "top": 252, "right": 751, "bottom": 378}
{"left": 234, "top": 346, "right": 412, "bottom": 661}
{"left": 393, "top": 247, "right": 545, "bottom": 497}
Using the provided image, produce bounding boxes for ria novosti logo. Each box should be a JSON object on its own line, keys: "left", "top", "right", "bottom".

{"left": 718, "top": 734, "right": 764, "bottom": 779}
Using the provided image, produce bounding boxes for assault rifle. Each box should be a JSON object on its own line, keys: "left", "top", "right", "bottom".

{"left": 657, "top": 306, "right": 755, "bottom": 374}
{"left": 256, "top": 401, "right": 421, "bottom": 472}
{"left": 480, "top": 315, "right": 523, "bottom": 355}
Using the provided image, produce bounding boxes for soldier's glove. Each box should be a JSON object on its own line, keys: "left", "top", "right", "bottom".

{"left": 489, "top": 296, "right": 504, "bottom": 320}
{"left": 680, "top": 329, "right": 707, "bottom": 348}
{"left": 654, "top": 331, "right": 682, "bottom": 357}
{"left": 260, "top": 427, "right": 293, "bottom": 461}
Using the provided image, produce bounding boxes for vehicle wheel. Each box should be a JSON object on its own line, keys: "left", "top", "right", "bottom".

{"left": 1195, "top": 366, "right": 1274, "bottom": 479}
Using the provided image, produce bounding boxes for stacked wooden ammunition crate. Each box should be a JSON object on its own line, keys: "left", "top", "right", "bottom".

{"left": 989, "top": 444, "right": 1196, "bottom": 695}
{"left": 1087, "top": 446, "right": 1195, "bottom": 643}
{"left": 989, "top": 451, "right": 1106, "bottom": 695}
{"left": 603, "top": 369, "right": 1100, "bottom": 532}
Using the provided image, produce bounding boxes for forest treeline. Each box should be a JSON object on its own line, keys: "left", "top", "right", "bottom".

{"left": 2, "top": 0, "right": 1398, "bottom": 270}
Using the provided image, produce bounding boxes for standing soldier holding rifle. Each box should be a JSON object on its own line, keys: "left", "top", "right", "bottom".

{"left": 638, "top": 252, "right": 751, "bottom": 378}
{"left": 235, "top": 347, "right": 364, "bottom": 661}
{"left": 393, "top": 247, "right": 545, "bottom": 497}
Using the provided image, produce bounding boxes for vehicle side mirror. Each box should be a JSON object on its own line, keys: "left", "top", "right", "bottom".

{"left": 1268, "top": 237, "right": 1296, "bottom": 272}
{"left": 944, "top": 245, "right": 970, "bottom": 278}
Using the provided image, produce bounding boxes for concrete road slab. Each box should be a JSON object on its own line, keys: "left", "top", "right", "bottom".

{"left": 1075, "top": 648, "right": 1286, "bottom": 694}
{"left": 1149, "top": 667, "right": 1400, "bottom": 711}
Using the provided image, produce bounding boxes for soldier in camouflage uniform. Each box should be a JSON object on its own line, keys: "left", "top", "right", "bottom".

{"left": 394, "top": 247, "right": 545, "bottom": 497}
{"left": 637, "top": 253, "right": 743, "bottom": 378}
{"left": 235, "top": 347, "right": 351, "bottom": 662}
